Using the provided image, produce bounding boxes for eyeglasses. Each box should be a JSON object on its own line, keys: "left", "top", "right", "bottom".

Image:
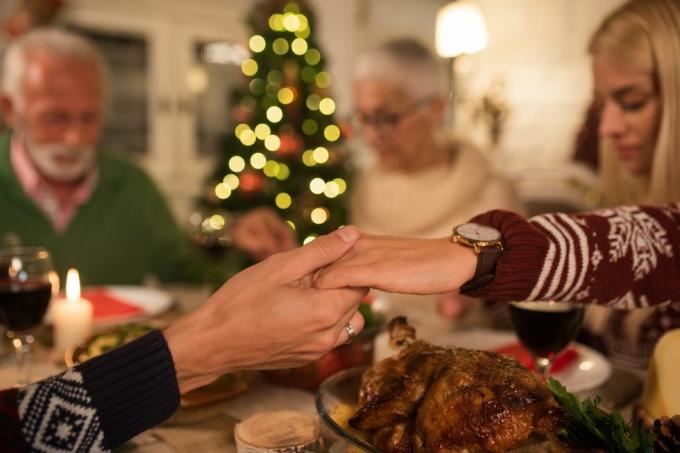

{"left": 353, "top": 96, "right": 437, "bottom": 134}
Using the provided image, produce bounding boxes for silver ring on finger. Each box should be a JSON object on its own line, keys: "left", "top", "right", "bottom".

{"left": 344, "top": 322, "right": 356, "bottom": 344}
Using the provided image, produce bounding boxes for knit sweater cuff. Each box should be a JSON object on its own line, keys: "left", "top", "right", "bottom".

{"left": 79, "top": 330, "right": 180, "bottom": 449}
{"left": 461, "top": 210, "right": 548, "bottom": 301}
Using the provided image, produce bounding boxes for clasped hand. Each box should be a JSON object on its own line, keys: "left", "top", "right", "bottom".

{"left": 164, "top": 227, "right": 476, "bottom": 394}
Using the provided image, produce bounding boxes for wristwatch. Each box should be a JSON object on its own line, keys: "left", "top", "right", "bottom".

{"left": 451, "top": 223, "right": 503, "bottom": 292}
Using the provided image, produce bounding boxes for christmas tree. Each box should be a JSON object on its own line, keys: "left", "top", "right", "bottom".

{"left": 204, "top": 0, "right": 349, "bottom": 245}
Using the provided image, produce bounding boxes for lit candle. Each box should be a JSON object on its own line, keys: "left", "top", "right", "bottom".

{"left": 53, "top": 269, "right": 93, "bottom": 355}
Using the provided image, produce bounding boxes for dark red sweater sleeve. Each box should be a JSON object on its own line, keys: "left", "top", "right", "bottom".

{"left": 463, "top": 204, "right": 680, "bottom": 308}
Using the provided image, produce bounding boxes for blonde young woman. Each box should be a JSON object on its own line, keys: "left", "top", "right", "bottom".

{"left": 581, "top": 0, "right": 680, "bottom": 367}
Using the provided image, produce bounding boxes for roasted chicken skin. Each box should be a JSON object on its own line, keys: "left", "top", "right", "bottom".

{"left": 351, "top": 317, "right": 568, "bottom": 452}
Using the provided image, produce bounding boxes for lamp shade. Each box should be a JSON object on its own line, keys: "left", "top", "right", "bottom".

{"left": 435, "top": 1, "right": 489, "bottom": 58}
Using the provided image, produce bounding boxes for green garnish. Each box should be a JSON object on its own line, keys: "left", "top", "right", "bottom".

{"left": 548, "top": 378, "right": 655, "bottom": 452}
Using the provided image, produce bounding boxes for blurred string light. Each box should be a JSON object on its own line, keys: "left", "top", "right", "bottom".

{"left": 315, "top": 71, "right": 331, "bottom": 88}
{"left": 303, "top": 235, "right": 316, "bottom": 245}
{"left": 254, "top": 123, "right": 271, "bottom": 140}
{"left": 239, "top": 129, "right": 257, "bottom": 146}
{"left": 235, "top": 123, "right": 249, "bottom": 137}
{"left": 241, "top": 58, "right": 258, "bottom": 76}
{"left": 250, "top": 152, "right": 267, "bottom": 169}
{"left": 309, "top": 177, "right": 325, "bottom": 194}
{"left": 276, "top": 163, "right": 290, "bottom": 180}
{"left": 302, "top": 150, "right": 316, "bottom": 166}
{"left": 215, "top": 183, "right": 232, "bottom": 200}
{"left": 264, "top": 135, "right": 281, "bottom": 151}
{"left": 301, "top": 67, "right": 317, "bottom": 83}
{"left": 302, "top": 119, "right": 318, "bottom": 135}
{"left": 266, "top": 106, "right": 283, "bottom": 122}
{"left": 286, "top": 220, "right": 296, "bottom": 230}
{"left": 319, "top": 98, "right": 335, "bottom": 115}
{"left": 283, "top": 3, "right": 300, "bottom": 13}
{"left": 275, "top": 193, "right": 292, "bottom": 209}
{"left": 273, "top": 38, "right": 289, "bottom": 55}
{"left": 228, "top": 156, "right": 246, "bottom": 173}
{"left": 296, "top": 27, "right": 311, "bottom": 39}
{"left": 267, "top": 70, "right": 283, "bottom": 85}
{"left": 283, "top": 13, "right": 301, "bottom": 31}
{"left": 249, "top": 78, "right": 265, "bottom": 95}
{"left": 306, "top": 94, "right": 320, "bottom": 110}
{"left": 209, "top": 214, "right": 226, "bottom": 230}
{"left": 277, "top": 87, "right": 295, "bottom": 104}
{"left": 223, "top": 174, "right": 240, "bottom": 189}
{"left": 291, "top": 38, "right": 308, "bottom": 55}
{"left": 249, "top": 35, "right": 266, "bottom": 53}
{"left": 312, "top": 146, "right": 329, "bottom": 164}
{"left": 324, "top": 181, "right": 340, "bottom": 198}
{"left": 269, "top": 14, "right": 284, "bottom": 31}
{"left": 333, "top": 178, "right": 347, "bottom": 193}
{"left": 324, "top": 125, "right": 341, "bottom": 141}
{"left": 263, "top": 160, "right": 280, "bottom": 177}
{"left": 304, "top": 49, "right": 321, "bottom": 65}
{"left": 310, "top": 207, "right": 329, "bottom": 224}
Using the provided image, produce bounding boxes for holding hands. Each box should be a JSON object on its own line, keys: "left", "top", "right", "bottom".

{"left": 314, "top": 233, "right": 476, "bottom": 295}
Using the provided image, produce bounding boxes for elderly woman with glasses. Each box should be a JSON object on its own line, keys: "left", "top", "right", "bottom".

{"left": 350, "top": 38, "right": 523, "bottom": 322}
{"left": 351, "top": 38, "right": 523, "bottom": 240}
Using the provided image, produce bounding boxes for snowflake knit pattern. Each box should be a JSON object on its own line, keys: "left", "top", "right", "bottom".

{"left": 18, "top": 369, "right": 107, "bottom": 452}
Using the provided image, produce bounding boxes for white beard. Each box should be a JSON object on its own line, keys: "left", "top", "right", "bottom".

{"left": 24, "top": 139, "right": 96, "bottom": 184}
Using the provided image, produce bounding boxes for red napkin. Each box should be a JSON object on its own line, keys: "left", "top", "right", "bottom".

{"left": 82, "top": 288, "right": 143, "bottom": 320}
{"left": 494, "top": 342, "right": 580, "bottom": 374}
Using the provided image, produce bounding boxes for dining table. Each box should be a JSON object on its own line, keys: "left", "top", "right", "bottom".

{"left": 0, "top": 287, "right": 647, "bottom": 452}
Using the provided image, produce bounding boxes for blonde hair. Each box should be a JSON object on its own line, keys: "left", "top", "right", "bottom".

{"left": 590, "top": 0, "right": 680, "bottom": 205}
{"left": 1, "top": 27, "right": 108, "bottom": 112}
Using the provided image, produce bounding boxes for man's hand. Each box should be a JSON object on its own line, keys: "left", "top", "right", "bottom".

{"left": 231, "top": 207, "right": 297, "bottom": 260}
{"left": 314, "top": 234, "right": 477, "bottom": 295}
{"left": 164, "top": 226, "right": 367, "bottom": 393}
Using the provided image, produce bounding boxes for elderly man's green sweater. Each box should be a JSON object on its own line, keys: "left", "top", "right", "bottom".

{"left": 0, "top": 134, "right": 211, "bottom": 285}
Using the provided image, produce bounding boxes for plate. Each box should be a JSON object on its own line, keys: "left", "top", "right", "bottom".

{"left": 88, "top": 286, "right": 173, "bottom": 325}
{"left": 46, "top": 286, "right": 173, "bottom": 326}
{"left": 430, "top": 329, "right": 612, "bottom": 393}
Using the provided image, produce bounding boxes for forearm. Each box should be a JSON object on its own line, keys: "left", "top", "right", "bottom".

{"left": 465, "top": 204, "right": 680, "bottom": 307}
{"left": 10, "top": 330, "right": 179, "bottom": 451}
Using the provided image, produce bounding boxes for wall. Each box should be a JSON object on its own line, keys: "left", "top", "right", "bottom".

{"left": 317, "top": 0, "right": 626, "bottom": 169}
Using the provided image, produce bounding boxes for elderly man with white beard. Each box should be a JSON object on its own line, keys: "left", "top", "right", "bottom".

{"left": 0, "top": 27, "right": 295, "bottom": 285}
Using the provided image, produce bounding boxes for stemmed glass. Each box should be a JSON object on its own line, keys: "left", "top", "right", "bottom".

{"left": 0, "top": 247, "right": 53, "bottom": 386}
{"left": 508, "top": 301, "right": 584, "bottom": 380}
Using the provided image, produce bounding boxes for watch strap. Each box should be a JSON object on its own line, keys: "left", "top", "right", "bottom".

{"left": 461, "top": 246, "right": 501, "bottom": 292}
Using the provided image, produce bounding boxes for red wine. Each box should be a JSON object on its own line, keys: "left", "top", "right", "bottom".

{"left": 0, "top": 280, "right": 52, "bottom": 331}
{"left": 509, "top": 302, "right": 584, "bottom": 358}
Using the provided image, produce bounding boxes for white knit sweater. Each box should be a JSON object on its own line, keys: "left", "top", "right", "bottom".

{"left": 351, "top": 142, "right": 524, "bottom": 238}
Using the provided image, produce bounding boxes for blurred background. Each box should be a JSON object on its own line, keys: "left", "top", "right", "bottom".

{"left": 1, "top": 0, "right": 622, "bottom": 223}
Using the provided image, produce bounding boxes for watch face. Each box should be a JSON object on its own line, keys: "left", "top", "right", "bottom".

{"left": 456, "top": 223, "right": 501, "bottom": 242}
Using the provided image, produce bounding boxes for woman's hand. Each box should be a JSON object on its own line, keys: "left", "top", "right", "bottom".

{"left": 314, "top": 234, "right": 478, "bottom": 295}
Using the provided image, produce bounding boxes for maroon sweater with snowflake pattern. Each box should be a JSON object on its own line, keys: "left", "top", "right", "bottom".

{"left": 465, "top": 204, "right": 680, "bottom": 365}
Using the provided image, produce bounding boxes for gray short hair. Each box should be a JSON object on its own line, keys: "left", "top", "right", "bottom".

{"left": 354, "top": 38, "right": 447, "bottom": 100}
{"left": 1, "top": 27, "right": 109, "bottom": 110}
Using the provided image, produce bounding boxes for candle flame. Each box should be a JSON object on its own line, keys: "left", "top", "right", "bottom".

{"left": 66, "top": 268, "right": 81, "bottom": 302}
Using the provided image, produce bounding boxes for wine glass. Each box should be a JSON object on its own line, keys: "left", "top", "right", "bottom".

{"left": 0, "top": 247, "right": 53, "bottom": 386}
{"left": 508, "top": 301, "right": 584, "bottom": 380}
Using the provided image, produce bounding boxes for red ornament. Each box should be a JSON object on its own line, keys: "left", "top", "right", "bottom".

{"left": 232, "top": 104, "right": 253, "bottom": 123}
{"left": 239, "top": 170, "right": 263, "bottom": 193}
{"left": 278, "top": 132, "right": 303, "bottom": 156}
